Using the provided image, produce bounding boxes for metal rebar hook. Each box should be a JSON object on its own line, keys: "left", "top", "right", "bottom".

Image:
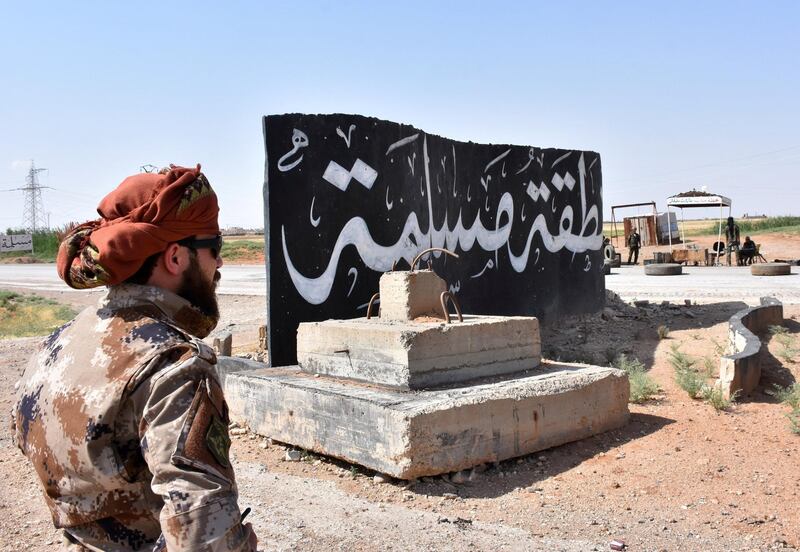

{"left": 410, "top": 247, "right": 460, "bottom": 272}
{"left": 366, "top": 293, "right": 380, "bottom": 319}
{"left": 439, "top": 291, "right": 463, "bottom": 324}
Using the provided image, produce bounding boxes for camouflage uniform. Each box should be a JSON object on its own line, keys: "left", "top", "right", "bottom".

{"left": 12, "top": 284, "right": 254, "bottom": 551}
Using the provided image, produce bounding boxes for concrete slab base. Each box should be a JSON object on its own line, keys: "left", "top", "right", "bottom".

{"left": 225, "top": 362, "right": 630, "bottom": 479}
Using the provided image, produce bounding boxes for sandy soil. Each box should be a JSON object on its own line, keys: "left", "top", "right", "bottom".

{"left": 1, "top": 289, "right": 799, "bottom": 551}
{"left": 614, "top": 232, "right": 800, "bottom": 266}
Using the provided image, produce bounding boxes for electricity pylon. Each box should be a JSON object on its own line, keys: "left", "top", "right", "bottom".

{"left": 14, "top": 161, "right": 51, "bottom": 232}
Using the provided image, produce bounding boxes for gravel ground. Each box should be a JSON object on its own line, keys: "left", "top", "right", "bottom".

{"left": 1, "top": 291, "right": 799, "bottom": 551}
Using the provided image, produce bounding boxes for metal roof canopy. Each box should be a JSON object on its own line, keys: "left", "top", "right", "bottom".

{"left": 665, "top": 192, "right": 732, "bottom": 264}
{"left": 666, "top": 194, "right": 731, "bottom": 208}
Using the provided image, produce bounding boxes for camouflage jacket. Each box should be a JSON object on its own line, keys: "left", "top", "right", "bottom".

{"left": 11, "top": 284, "right": 255, "bottom": 551}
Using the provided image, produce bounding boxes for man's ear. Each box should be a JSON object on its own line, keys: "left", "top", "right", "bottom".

{"left": 161, "top": 242, "right": 186, "bottom": 276}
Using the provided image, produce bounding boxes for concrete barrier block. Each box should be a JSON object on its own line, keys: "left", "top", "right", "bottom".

{"left": 212, "top": 331, "right": 233, "bottom": 356}
{"left": 715, "top": 297, "right": 784, "bottom": 399}
{"left": 297, "top": 315, "right": 541, "bottom": 389}
{"left": 225, "top": 362, "right": 630, "bottom": 479}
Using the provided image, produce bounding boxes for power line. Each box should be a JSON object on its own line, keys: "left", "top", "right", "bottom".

{"left": 608, "top": 144, "right": 800, "bottom": 186}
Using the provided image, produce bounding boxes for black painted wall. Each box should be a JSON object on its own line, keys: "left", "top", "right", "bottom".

{"left": 263, "top": 114, "right": 604, "bottom": 367}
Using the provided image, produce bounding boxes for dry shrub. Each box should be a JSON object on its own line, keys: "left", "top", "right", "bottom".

{"left": 614, "top": 354, "right": 660, "bottom": 404}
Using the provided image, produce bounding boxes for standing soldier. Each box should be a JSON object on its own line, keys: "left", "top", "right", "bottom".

{"left": 11, "top": 165, "right": 258, "bottom": 551}
{"left": 627, "top": 228, "right": 641, "bottom": 265}
{"left": 725, "top": 216, "right": 741, "bottom": 266}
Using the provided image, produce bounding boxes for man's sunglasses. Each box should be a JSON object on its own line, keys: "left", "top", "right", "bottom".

{"left": 177, "top": 235, "right": 223, "bottom": 259}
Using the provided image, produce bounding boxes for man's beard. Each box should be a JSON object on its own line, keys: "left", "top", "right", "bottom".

{"left": 177, "top": 253, "right": 220, "bottom": 319}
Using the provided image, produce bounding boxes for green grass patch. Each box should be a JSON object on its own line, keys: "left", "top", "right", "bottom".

{"left": 701, "top": 356, "right": 717, "bottom": 378}
{"left": 220, "top": 239, "right": 263, "bottom": 261}
{"left": 772, "top": 383, "right": 800, "bottom": 435}
{"left": 669, "top": 344, "right": 707, "bottom": 398}
{"left": 769, "top": 325, "right": 789, "bottom": 336}
{"left": 695, "top": 216, "right": 800, "bottom": 236}
{"left": 614, "top": 354, "right": 660, "bottom": 404}
{"left": 674, "top": 367, "right": 706, "bottom": 399}
{"left": 701, "top": 387, "right": 738, "bottom": 412}
{"left": 776, "top": 346, "right": 798, "bottom": 364}
{"left": 709, "top": 337, "right": 727, "bottom": 356}
{"left": 600, "top": 223, "right": 625, "bottom": 239}
{"left": 787, "top": 409, "right": 800, "bottom": 435}
{"left": 769, "top": 328, "right": 798, "bottom": 363}
{"left": 773, "top": 383, "right": 800, "bottom": 410}
{"left": 0, "top": 291, "right": 76, "bottom": 338}
{"left": 668, "top": 343, "right": 695, "bottom": 371}
{"left": 668, "top": 345, "right": 738, "bottom": 409}
{"left": 0, "top": 230, "right": 271, "bottom": 263}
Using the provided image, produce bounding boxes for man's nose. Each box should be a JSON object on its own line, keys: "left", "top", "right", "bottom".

{"left": 217, "top": 254, "right": 224, "bottom": 269}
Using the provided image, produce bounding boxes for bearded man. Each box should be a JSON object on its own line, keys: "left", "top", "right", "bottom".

{"left": 12, "top": 165, "right": 258, "bottom": 551}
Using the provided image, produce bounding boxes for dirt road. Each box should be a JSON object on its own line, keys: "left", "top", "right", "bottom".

{"left": 1, "top": 292, "right": 799, "bottom": 551}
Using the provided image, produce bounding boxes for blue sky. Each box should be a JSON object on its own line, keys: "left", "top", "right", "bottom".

{"left": 1, "top": 1, "right": 797, "bottom": 229}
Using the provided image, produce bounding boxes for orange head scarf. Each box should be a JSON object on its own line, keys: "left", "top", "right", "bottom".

{"left": 57, "top": 164, "right": 220, "bottom": 289}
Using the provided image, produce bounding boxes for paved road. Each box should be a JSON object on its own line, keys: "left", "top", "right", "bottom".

{"left": 0, "top": 264, "right": 267, "bottom": 296}
{"left": 0, "top": 263, "right": 797, "bottom": 305}
{"left": 605, "top": 264, "right": 800, "bottom": 305}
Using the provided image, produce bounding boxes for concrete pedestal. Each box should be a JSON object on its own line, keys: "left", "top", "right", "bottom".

{"left": 224, "top": 361, "right": 630, "bottom": 479}
{"left": 297, "top": 315, "right": 540, "bottom": 389}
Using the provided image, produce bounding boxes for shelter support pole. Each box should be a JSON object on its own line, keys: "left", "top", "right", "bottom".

{"left": 667, "top": 206, "right": 673, "bottom": 249}
{"left": 652, "top": 205, "right": 658, "bottom": 246}
{"left": 611, "top": 208, "right": 618, "bottom": 248}
{"left": 680, "top": 208, "right": 686, "bottom": 247}
{"left": 716, "top": 204, "right": 724, "bottom": 266}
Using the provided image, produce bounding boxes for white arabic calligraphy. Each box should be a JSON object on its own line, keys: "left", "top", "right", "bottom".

{"left": 277, "top": 129, "right": 309, "bottom": 172}
{"left": 281, "top": 138, "right": 601, "bottom": 304}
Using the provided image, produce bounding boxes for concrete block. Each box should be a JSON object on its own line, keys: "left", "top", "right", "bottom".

{"left": 297, "top": 315, "right": 541, "bottom": 389}
{"left": 225, "top": 362, "right": 630, "bottom": 479}
{"left": 716, "top": 297, "right": 784, "bottom": 398}
{"left": 718, "top": 354, "right": 760, "bottom": 398}
{"left": 379, "top": 270, "right": 447, "bottom": 321}
{"left": 212, "top": 332, "right": 233, "bottom": 356}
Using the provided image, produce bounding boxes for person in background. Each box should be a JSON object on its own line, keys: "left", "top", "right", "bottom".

{"left": 725, "top": 216, "right": 741, "bottom": 266}
{"left": 627, "top": 229, "right": 641, "bottom": 265}
{"left": 739, "top": 235, "right": 757, "bottom": 265}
